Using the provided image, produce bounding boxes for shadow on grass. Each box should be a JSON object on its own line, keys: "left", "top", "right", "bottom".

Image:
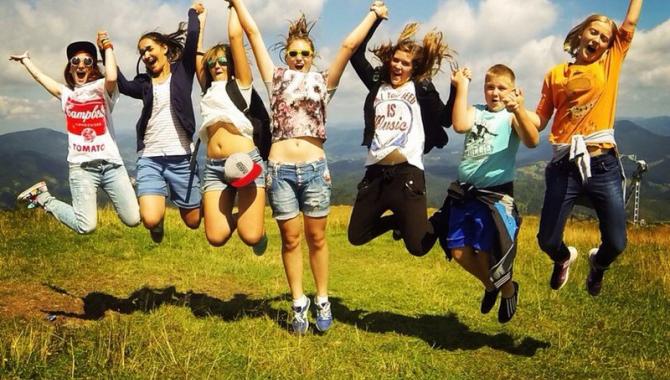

{"left": 330, "top": 300, "right": 551, "bottom": 357}
{"left": 42, "top": 285, "right": 549, "bottom": 356}
{"left": 42, "top": 284, "right": 290, "bottom": 329}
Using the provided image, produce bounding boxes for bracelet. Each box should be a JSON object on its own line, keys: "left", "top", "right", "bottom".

{"left": 196, "top": 51, "right": 205, "bottom": 55}
{"left": 103, "top": 42, "right": 114, "bottom": 50}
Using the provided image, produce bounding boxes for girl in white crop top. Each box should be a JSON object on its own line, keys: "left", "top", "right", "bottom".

{"left": 195, "top": 5, "right": 268, "bottom": 253}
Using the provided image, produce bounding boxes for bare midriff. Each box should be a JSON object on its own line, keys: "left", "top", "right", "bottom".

{"left": 206, "top": 122, "right": 255, "bottom": 159}
{"left": 268, "top": 136, "right": 325, "bottom": 163}
{"left": 376, "top": 149, "right": 408, "bottom": 165}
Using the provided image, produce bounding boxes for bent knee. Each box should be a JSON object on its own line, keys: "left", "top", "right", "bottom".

{"left": 76, "top": 224, "right": 96, "bottom": 235}
{"left": 207, "top": 234, "right": 232, "bottom": 247}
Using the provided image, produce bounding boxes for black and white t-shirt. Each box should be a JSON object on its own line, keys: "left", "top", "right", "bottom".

{"left": 60, "top": 79, "right": 123, "bottom": 164}
{"left": 142, "top": 75, "right": 193, "bottom": 157}
{"left": 366, "top": 81, "right": 425, "bottom": 169}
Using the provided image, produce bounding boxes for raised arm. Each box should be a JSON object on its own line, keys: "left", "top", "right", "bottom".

{"left": 9, "top": 52, "right": 62, "bottom": 98}
{"left": 229, "top": 7, "right": 252, "bottom": 87}
{"left": 195, "top": 6, "right": 208, "bottom": 90}
{"left": 450, "top": 68, "right": 474, "bottom": 133}
{"left": 183, "top": 3, "right": 204, "bottom": 77}
{"left": 228, "top": 0, "right": 274, "bottom": 83}
{"left": 350, "top": 6, "right": 385, "bottom": 90}
{"left": 97, "top": 31, "right": 117, "bottom": 96}
{"left": 327, "top": 1, "right": 388, "bottom": 90}
{"left": 621, "top": 0, "right": 643, "bottom": 33}
{"left": 504, "top": 88, "right": 540, "bottom": 148}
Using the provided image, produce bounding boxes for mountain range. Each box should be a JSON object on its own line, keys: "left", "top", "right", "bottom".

{"left": 1, "top": 117, "right": 669, "bottom": 221}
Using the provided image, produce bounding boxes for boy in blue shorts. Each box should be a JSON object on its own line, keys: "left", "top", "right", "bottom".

{"left": 441, "top": 64, "right": 539, "bottom": 323}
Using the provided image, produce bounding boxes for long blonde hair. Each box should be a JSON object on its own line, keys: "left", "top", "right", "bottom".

{"left": 563, "top": 14, "right": 618, "bottom": 58}
{"left": 370, "top": 23, "right": 454, "bottom": 83}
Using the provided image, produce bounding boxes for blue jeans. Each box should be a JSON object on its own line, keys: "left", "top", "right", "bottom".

{"left": 537, "top": 152, "right": 627, "bottom": 268}
{"left": 267, "top": 159, "right": 331, "bottom": 220}
{"left": 43, "top": 161, "right": 140, "bottom": 234}
{"left": 136, "top": 155, "right": 202, "bottom": 209}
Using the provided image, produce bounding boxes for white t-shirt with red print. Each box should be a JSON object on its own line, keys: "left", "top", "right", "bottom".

{"left": 60, "top": 79, "right": 123, "bottom": 164}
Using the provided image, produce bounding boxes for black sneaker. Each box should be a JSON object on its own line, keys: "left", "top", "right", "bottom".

{"left": 480, "top": 287, "right": 500, "bottom": 314}
{"left": 586, "top": 248, "right": 605, "bottom": 296}
{"left": 150, "top": 220, "right": 165, "bottom": 243}
{"left": 550, "top": 246, "right": 578, "bottom": 290}
{"left": 498, "top": 282, "right": 519, "bottom": 323}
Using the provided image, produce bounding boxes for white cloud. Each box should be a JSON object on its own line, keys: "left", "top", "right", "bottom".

{"left": 0, "top": 96, "right": 59, "bottom": 121}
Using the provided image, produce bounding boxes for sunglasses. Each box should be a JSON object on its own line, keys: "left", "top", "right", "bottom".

{"left": 287, "top": 50, "right": 312, "bottom": 58}
{"left": 207, "top": 56, "right": 228, "bottom": 68}
{"left": 70, "top": 57, "right": 94, "bottom": 67}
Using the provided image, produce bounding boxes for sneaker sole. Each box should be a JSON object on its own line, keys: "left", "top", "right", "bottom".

{"left": 17, "top": 181, "right": 47, "bottom": 201}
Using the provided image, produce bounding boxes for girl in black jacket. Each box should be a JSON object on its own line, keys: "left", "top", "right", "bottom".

{"left": 118, "top": 2, "right": 205, "bottom": 243}
{"left": 348, "top": 1, "right": 455, "bottom": 257}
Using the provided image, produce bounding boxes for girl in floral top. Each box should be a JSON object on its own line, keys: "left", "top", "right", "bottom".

{"left": 228, "top": 0, "right": 388, "bottom": 334}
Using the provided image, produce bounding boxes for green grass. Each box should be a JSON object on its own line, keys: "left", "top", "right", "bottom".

{"left": 0, "top": 206, "right": 668, "bottom": 379}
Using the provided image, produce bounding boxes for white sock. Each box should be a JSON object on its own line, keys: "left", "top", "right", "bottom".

{"left": 292, "top": 294, "right": 308, "bottom": 309}
{"left": 316, "top": 295, "right": 329, "bottom": 305}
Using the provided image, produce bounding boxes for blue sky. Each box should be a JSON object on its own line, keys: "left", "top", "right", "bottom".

{"left": 1, "top": 0, "right": 669, "bottom": 135}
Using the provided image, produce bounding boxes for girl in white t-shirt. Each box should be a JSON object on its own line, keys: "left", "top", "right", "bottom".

{"left": 11, "top": 34, "right": 140, "bottom": 234}
{"left": 194, "top": 6, "right": 268, "bottom": 254}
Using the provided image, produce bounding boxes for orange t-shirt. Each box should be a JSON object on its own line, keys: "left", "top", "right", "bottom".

{"left": 536, "top": 28, "right": 634, "bottom": 146}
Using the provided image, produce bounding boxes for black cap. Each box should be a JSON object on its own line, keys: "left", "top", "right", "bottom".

{"left": 66, "top": 41, "right": 98, "bottom": 61}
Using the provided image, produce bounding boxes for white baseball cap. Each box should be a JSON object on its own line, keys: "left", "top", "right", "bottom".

{"left": 224, "top": 152, "right": 262, "bottom": 188}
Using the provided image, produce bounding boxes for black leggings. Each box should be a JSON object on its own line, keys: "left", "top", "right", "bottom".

{"left": 347, "top": 163, "right": 436, "bottom": 256}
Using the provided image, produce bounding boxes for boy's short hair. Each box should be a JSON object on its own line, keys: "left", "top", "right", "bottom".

{"left": 486, "top": 64, "right": 516, "bottom": 83}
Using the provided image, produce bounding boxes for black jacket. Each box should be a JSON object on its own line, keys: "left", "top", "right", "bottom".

{"left": 117, "top": 9, "right": 200, "bottom": 153}
{"left": 350, "top": 19, "right": 455, "bottom": 154}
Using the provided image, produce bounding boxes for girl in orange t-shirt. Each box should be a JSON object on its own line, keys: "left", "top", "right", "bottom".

{"left": 534, "top": 0, "right": 642, "bottom": 297}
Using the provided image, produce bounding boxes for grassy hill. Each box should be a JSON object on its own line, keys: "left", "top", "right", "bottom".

{"left": 0, "top": 207, "right": 668, "bottom": 378}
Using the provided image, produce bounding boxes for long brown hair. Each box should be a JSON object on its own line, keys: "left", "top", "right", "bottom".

{"left": 370, "top": 23, "right": 454, "bottom": 83}
{"left": 274, "top": 13, "right": 317, "bottom": 63}
{"left": 201, "top": 43, "right": 236, "bottom": 92}
{"left": 63, "top": 62, "right": 103, "bottom": 90}
{"left": 563, "top": 14, "right": 618, "bottom": 58}
{"left": 138, "top": 22, "right": 188, "bottom": 63}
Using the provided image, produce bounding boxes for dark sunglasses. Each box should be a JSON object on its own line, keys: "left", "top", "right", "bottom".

{"left": 70, "top": 57, "right": 94, "bottom": 67}
{"left": 287, "top": 50, "right": 312, "bottom": 58}
{"left": 207, "top": 56, "right": 228, "bottom": 68}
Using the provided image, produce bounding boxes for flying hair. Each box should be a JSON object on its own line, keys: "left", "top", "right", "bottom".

{"left": 370, "top": 22, "right": 454, "bottom": 83}
{"left": 137, "top": 21, "right": 188, "bottom": 67}
{"left": 273, "top": 13, "right": 317, "bottom": 63}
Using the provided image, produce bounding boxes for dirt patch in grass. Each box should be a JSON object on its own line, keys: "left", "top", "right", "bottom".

{"left": 0, "top": 280, "right": 83, "bottom": 325}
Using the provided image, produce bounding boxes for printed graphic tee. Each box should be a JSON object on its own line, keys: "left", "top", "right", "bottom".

{"left": 458, "top": 104, "right": 520, "bottom": 188}
{"left": 366, "top": 81, "right": 425, "bottom": 170}
{"left": 60, "top": 78, "right": 123, "bottom": 164}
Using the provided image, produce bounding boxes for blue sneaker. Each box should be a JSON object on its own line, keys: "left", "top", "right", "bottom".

{"left": 314, "top": 299, "right": 333, "bottom": 332}
{"left": 252, "top": 234, "right": 268, "bottom": 256}
{"left": 291, "top": 298, "right": 310, "bottom": 334}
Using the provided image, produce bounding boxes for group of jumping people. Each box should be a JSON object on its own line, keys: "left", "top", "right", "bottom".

{"left": 10, "top": 0, "right": 642, "bottom": 334}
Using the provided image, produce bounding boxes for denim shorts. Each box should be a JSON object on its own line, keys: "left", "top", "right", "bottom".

{"left": 447, "top": 198, "right": 496, "bottom": 253}
{"left": 202, "top": 148, "right": 266, "bottom": 192}
{"left": 267, "top": 158, "right": 331, "bottom": 220}
{"left": 136, "top": 155, "right": 202, "bottom": 209}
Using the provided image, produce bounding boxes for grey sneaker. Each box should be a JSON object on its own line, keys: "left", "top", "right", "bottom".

{"left": 586, "top": 248, "right": 605, "bottom": 296}
{"left": 17, "top": 181, "right": 49, "bottom": 209}
{"left": 252, "top": 234, "right": 268, "bottom": 256}
{"left": 291, "top": 298, "right": 310, "bottom": 335}
{"left": 550, "top": 246, "right": 578, "bottom": 290}
{"left": 314, "top": 299, "right": 333, "bottom": 332}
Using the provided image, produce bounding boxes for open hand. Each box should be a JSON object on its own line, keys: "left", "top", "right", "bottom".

{"left": 451, "top": 67, "right": 471, "bottom": 86}
{"left": 9, "top": 51, "right": 29, "bottom": 62}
